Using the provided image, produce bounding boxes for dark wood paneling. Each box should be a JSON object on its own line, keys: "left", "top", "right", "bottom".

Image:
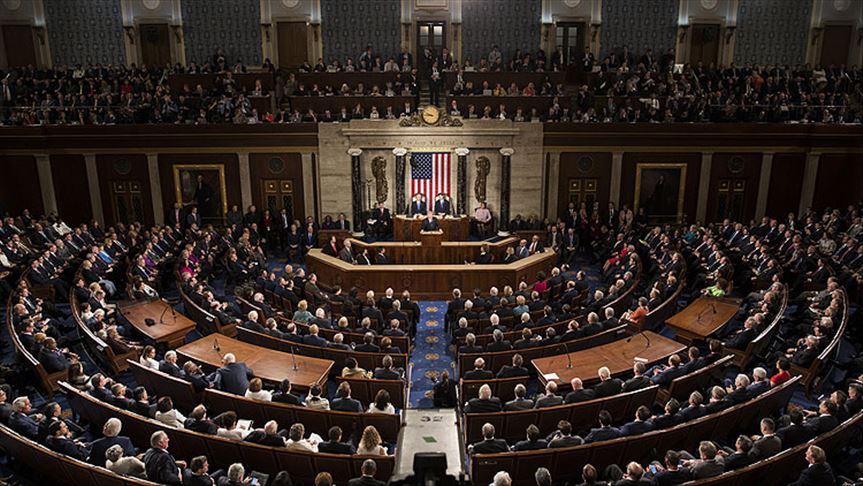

{"left": 0, "top": 155, "right": 42, "bottom": 217}
{"left": 96, "top": 154, "right": 153, "bottom": 226}
{"left": 557, "top": 152, "right": 612, "bottom": 218}
{"left": 620, "top": 153, "right": 701, "bottom": 223}
{"left": 277, "top": 21, "right": 308, "bottom": 68}
{"left": 49, "top": 155, "right": 92, "bottom": 224}
{"left": 2, "top": 25, "right": 37, "bottom": 67}
{"left": 249, "top": 153, "right": 305, "bottom": 220}
{"left": 813, "top": 153, "right": 863, "bottom": 210}
{"left": 139, "top": 23, "right": 171, "bottom": 66}
{"left": 820, "top": 25, "right": 852, "bottom": 67}
{"left": 706, "top": 153, "right": 761, "bottom": 223}
{"left": 766, "top": 153, "right": 805, "bottom": 218}
{"left": 157, "top": 153, "right": 241, "bottom": 221}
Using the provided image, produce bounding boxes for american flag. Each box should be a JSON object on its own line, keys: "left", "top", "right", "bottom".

{"left": 410, "top": 152, "right": 451, "bottom": 203}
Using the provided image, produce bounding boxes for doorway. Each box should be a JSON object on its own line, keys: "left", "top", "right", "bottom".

{"left": 417, "top": 21, "right": 446, "bottom": 76}
{"left": 556, "top": 22, "right": 585, "bottom": 68}
{"left": 820, "top": 25, "right": 852, "bottom": 66}
{"left": 139, "top": 24, "right": 171, "bottom": 66}
{"left": 2, "top": 25, "right": 37, "bottom": 67}
{"left": 277, "top": 21, "right": 309, "bottom": 69}
{"left": 690, "top": 23, "right": 720, "bottom": 66}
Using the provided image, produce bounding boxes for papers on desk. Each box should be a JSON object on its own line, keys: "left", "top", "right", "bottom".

{"left": 237, "top": 419, "right": 253, "bottom": 433}
{"left": 543, "top": 372, "right": 560, "bottom": 381}
{"left": 633, "top": 357, "right": 648, "bottom": 364}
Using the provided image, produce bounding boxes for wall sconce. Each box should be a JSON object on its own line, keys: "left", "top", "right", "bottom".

{"left": 725, "top": 26, "right": 736, "bottom": 44}
{"left": 811, "top": 27, "right": 823, "bottom": 46}
{"left": 261, "top": 22, "right": 271, "bottom": 42}
{"left": 590, "top": 23, "right": 601, "bottom": 43}
{"left": 33, "top": 26, "right": 46, "bottom": 45}
{"left": 171, "top": 25, "right": 182, "bottom": 43}
{"left": 123, "top": 25, "right": 136, "bottom": 44}
{"left": 542, "top": 22, "right": 554, "bottom": 43}
{"left": 678, "top": 25, "right": 690, "bottom": 43}
{"left": 310, "top": 21, "right": 320, "bottom": 42}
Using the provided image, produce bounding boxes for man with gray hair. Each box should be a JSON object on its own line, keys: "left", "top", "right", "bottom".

{"left": 143, "top": 430, "right": 184, "bottom": 484}
{"left": 505, "top": 384, "right": 535, "bottom": 410}
{"left": 746, "top": 367, "right": 770, "bottom": 397}
{"left": 227, "top": 463, "right": 247, "bottom": 484}
{"left": 493, "top": 471, "right": 513, "bottom": 486}
{"left": 486, "top": 328, "right": 512, "bottom": 352}
{"left": 469, "top": 423, "right": 509, "bottom": 454}
{"left": 88, "top": 417, "right": 136, "bottom": 467}
{"left": 159, "top": 350, "right": 182, "bottom": 378}
{"left": 465, "top": 384, "right": 503, "bottom": 413}
{"left": 213, "top": 352, "right": 253, "bottom": 395}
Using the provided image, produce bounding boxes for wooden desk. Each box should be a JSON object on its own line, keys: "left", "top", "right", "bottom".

{"left": 288, "top": 96, "right": 414, "bottom": 115}
{"left": 119, "top": 300, "right": 196, "bottom": 349}
{"left": 533, "top": 331, "right": 687, "bottom": 388}
{"left": 393, "top": 215, "right": 470, "bottom": 241}
{"left": 665, "top": 297, "right": 741, "bottom": 344}
{"left": 345, "top": 237, "right": 517, "bottom": 264}
{"left": 177, "top": 335, "right": 333, "bottom": 392}
{"left": 307, "top": 249, "right": 555, "bottom": 300}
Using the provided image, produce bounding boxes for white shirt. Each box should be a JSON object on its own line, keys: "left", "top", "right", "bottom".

{"left": 245, "top": 389, "right": 273, "bottom": 402}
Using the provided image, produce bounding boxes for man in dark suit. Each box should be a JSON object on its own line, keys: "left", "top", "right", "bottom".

{"left": 272, "top": 379, "right": 303, "bottom": 405}
{"left": 45, "top": 421, "right": 88, "bottom": 460}
{"left": 720, "top": 435, "right": 753, "bottom": 471}
{"left": 373, "top": 355, "right": 403, "bottom": 380}
{"left": 534, "top": 381, "right": 564, "bottom": 409}
{"left": 504, "top": 384, "right": 534, "bottom": 411}
{"left": 301, "top": 324, "right": 328, "bottom": 347}
{"left": 465, "top": 384, "right": 503, "bottom": 413}
{"left": 433, "top": 194, "right": 452, "bottom": 215}
{"left": 348, "top": 459, "right": 386, "bottom": 486}
{"left": 166, "top": 202, "right": 184, "bottom": 227}
{"left": 420, "top": 211, "right": 440, "bottom": 232}
{"left": 485, "top": 329, "right": 512, "bottom": 352}
{"left": 651, "top": 451, "right": 692, "bottom": 486}
{"left": 318, "top": 426, "right": 357, "bottom": 454}
{"left": 212, "top": 353, "right": 253, "bottom": 395}
{"left": 469, "top": 423, "right": 509, "bottom": 454}
{"left": 686, "top": 441, "right": 725, "bottom": 480}
{"left": 803, "top": 400, "right": 839, "bottom": 435}
{"left": 496, "top": 354, "right": 529, "bottom": 378}
{"left": 619, "top": 406, "right": 655, "bottom": 436}
{"left": 623, "top": 362, "right": 652, "bottom": 392}
{"left": 331, "top": 382, "right": 363, "bottom": 412}
{"left": 463, "top": 358, "right": 494, "bottom": 381}
{"left": 511, "top": 424, "right": 548, "bottom": 451}
{"left": 547, "top": 420, "right": 584, "bottom": 448}
{"left": 583, "top": 410, "right": 622, "bottom": 443}
{"left": 789, "top": 445, "right": 835, "bottom": 486}
{"left": 565, "top": 378, "right": 596, "bottom": 403}
{"left": 185, "top": 206, "right": 202, "bottom": 228}
{"left": 593, "top": 366, "right": 624, "bottom": 398}
{"left": 88, "top": 417, "right": 136, "bottom": 466}
{"left": 143, "top": 431, "right": 184, "bottom": 485}
{"left": 338, "top": 239, "right": 355, "bottom": 264}
{"left": 37, "top": 338, "right": 70, "bottom": 373}
{"left": 409, "top": 194, "right": 427, "bottom": 216}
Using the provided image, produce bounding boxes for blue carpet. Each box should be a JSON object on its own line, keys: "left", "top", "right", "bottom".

{"left": 408, "top": 300, "right": 455, "bottom": 408}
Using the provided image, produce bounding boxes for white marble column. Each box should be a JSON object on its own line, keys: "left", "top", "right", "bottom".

{"left": 695, "top": 152, "right": 713, "bottom": 223}
{"left": 609, "top": 151, "right": 624, "bottom": 207}
{"left": 35, "top": 154, "right": 57, "bottom": 216}
{"left": 799, "top": 152, "right": 820, "bottom": 215}
{"left": 146, "top": 153, "right": 164, "bottom": 225}
{"left": 237, "top": 151, "right": 253, "bottom": 210}
{"left": 754, "top": 152, "right": 774, "bottom": 220}
{"left": 84, "top": 153, "right": 104, "bottom": 224}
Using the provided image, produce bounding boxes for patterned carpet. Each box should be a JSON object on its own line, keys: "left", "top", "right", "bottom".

{"left": 408, "top": 300, "right": 456, "bottom": 408}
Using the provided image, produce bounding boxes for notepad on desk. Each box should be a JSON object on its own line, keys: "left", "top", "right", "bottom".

{"left": 633, "top": 357, "right": 649, "bottom": 364}
{"left": 543, "top": 373, "right": 560, "bottom": 381}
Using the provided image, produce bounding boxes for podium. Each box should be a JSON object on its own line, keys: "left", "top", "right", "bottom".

{"left": 394, "top": 215, "right": 470, "bottom": 241}
{"left": 419, "top": 230, "right": 444, "bottom": 248}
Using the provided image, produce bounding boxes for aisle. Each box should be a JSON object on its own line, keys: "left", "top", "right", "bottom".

{"left": 409, "top": 300, "right": 456, "bottom": 408}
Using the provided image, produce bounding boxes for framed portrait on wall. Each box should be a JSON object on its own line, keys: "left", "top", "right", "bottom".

{"left": 172, "top": 164, "right": 228, "bottom": 222}
{"left": 634, "top": 163, "right": 687, "bottom": 223}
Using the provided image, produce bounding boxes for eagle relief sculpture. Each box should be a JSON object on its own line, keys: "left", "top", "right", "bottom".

{"left": 371, "top": 156, "right": 388, "bottom": 203}
{"left": 474, "top": 156, "right": 490, "bottom": 203}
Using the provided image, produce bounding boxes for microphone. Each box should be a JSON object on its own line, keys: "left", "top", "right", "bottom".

{"left": 559, "top": 342, "right": 573, "bottom": 369}
{"left": 625, "top": 332, "right": 652, "bottom": 348}
{"left": 213, "top": 338, "right": 221, "bottom": 353}
{"left": 158, "top": 300, "right": 171, "bottom": 324}
{"left": 290, "top": 346, "right": 298, "bottom": 371}
{"left": 711, "top": 303, "right": 717, "bottom": 314}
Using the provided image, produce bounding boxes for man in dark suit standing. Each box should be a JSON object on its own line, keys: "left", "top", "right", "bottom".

{"left": 185, "top": 206, "right": 202, "bottom": 228}
{"left": 370, "top": 203, "right": 391, "bottom": 238}
{"left": 421, "top": 211, "right": 440, "bottom": 232}
{"left": 212, "top": 353, "right": 253, "bottom": 395}
{"left": 166, "top": 202, "right": 184, "bottom": 227}
{"left": 143, "top": 431, "right": 184, "bottom": 485}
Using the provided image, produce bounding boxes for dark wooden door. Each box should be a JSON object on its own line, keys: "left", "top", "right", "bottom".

{"left": 556, "top": 22, "right": 585, "bottom": 67}
{"left": 820, "top": 25, "right": 852, "bottom": 66}
{"left": 417, "top": 21, "right": 446, "bottom": 74}
{"left": 261, "top": 179, "right": 303, "bottom": 222}
{"left": 690, "top": 24, "right": 720, "bottom": 66}
{"left": 277, "top": 22, "right": 308, "bottom": 69}
{"left": 2, "top": 25, "right": 37, "bottom": 67}
{"left": 139, "top": 24, "right": 171, "bottom": 67}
